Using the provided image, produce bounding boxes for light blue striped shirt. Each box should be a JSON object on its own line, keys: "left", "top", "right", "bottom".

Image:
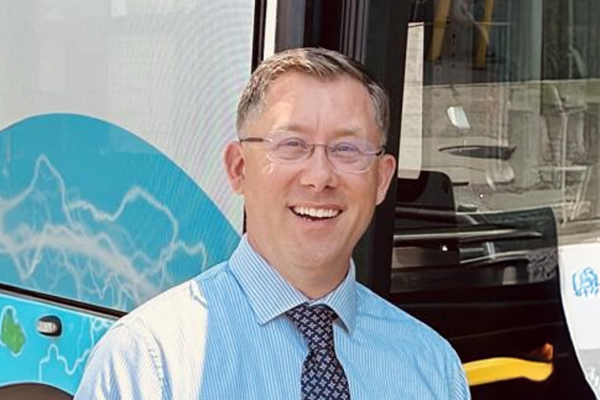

{"left": 75, "top": 236, "right": 470, "bottom": 399}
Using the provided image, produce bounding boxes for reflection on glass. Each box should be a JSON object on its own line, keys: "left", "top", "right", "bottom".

{"left": 400, "top": 0, "right": 600, "bottom": 246}
{"left": 394, "top": 3, "right": 600, "bottom": 397}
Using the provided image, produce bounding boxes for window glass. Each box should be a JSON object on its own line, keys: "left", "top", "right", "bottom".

{"left": 401, "top": 0, "right": 600, "bottom": 242}
{"left": 394, "top": 1, "right": 600, "bottom": 397}
{"left": 396, "top": 0, "right": 600, "bottom": 286}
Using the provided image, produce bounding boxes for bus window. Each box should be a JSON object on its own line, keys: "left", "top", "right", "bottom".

{"left": 392, "top": 1, "right": 600, "bottom": 399}
{"left": 398, "top": 0, "right": 600, "bottom": 245}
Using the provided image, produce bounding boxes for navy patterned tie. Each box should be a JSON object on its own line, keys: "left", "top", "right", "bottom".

{"left": 286, "top": 304, "right": 351, "bottom": 400}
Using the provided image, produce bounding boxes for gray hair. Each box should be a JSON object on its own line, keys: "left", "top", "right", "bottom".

{"left": 236, "top": 47, "right": 389, "bottom": 145}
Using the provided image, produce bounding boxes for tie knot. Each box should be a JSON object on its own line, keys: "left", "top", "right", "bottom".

{"left": 286, "top": 304, "right": 337, "bottom": 351}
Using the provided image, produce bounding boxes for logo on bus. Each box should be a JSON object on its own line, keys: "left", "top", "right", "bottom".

{"left": 572, "top": 267, "right": 600, "bottom": 298}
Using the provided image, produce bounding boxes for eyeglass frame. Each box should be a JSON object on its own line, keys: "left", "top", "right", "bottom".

{"left": 239, "top": 134, "right": 386, "bottom": 174}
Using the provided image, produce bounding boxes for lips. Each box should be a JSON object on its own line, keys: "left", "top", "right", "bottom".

{"left": 291, "top": 206, "right": 342, "bottom": 220}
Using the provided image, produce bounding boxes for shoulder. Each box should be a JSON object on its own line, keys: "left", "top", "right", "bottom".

{"left": 355, "top": 283, "right": 456, "bottom": 355}
{"left": 111, "top": 261, "right": 235, "bottom": 356}
{"left": 74, "top": 319, "right": 166, "bottom": 399}
{"left": 75, "top": 262, "right": 232, "bottom": 399}
{"left": 119, "top": 279, "right": 205, "bottom": 337}
{"left": 121, "top": 261, "right": 230, "bottom": 330}
{"left": 355, "top": 284, "right": 470, "bottom": 398}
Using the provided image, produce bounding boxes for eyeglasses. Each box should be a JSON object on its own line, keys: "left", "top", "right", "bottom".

{"left": 239, "top": 132, "right": 385, "bottom": 173}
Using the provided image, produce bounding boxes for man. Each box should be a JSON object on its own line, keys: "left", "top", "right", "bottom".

{"left": 75, "top": 47, "right": 470, "bottom": 399}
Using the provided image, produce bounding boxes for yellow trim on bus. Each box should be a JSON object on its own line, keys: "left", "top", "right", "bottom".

{"left": 464, "top": 357, "right": 553, "bottom": 387}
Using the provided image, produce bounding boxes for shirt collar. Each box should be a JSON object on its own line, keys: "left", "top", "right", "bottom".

{"left": 229, "top": 235, "right": 357, "bottom": 332}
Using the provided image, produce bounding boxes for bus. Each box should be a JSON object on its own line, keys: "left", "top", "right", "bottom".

{"left": 0, "top": 0, "right": 598, "bottom": 398}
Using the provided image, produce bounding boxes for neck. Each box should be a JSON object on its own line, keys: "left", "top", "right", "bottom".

{"left": 247, "top": 236, "right": 350, "bottom": 299}
{"left": 281, "top": 263, "right": 349, "bottom": 300}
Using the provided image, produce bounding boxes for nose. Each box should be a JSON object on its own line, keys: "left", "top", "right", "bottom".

{"left": 298, "top": 145, "right": 338, "bottom": 191}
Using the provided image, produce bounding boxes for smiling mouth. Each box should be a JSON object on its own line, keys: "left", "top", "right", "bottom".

{"left": 291, "top": 206, "right": 342, "bottom": 221}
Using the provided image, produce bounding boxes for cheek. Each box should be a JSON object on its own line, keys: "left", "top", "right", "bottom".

{"left": 350, "top": 174, "right": 379, "bottom": 198}
{"left": 253, "top": 162, "right": 298, "bottom": 194}
{"left": 243, "top": 159, "right": 275, "bottom": 191}
{"left": 260, "top": 160, "right": 278, "bottom": 176}
{"left": 345, "top": 178, "right": 378, "bottom": 214}
{"left": 244, "top": 168, "right": 292, "bottom": 210}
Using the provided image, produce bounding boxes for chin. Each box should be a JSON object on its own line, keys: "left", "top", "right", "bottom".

{"left": 293, "top": 243, "right": 344, "bottom": 266}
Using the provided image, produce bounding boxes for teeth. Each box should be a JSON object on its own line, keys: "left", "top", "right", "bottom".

{"left": 293, "top": 207, "right": 340, "bottom": 219}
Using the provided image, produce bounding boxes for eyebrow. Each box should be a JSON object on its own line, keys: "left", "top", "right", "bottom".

{"left": 335, "top": 126, "right": 368, "bottom": 138}
{"left": 270, "top": 123, "right": 308, "bottom": 134}
{"left": 270, "top": 123, "right": 368, "bottom": 138}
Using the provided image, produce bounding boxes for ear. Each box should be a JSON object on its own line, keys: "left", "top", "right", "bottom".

{"left": 375, "top": 154, "right": 396, "bottom": 205}
{"left": 224, "top": 141, "right": 246, "bottom": 195}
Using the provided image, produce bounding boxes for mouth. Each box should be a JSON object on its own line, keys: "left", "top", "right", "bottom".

{"left": 290, "top": 206, "right": 342, "bottom": 221}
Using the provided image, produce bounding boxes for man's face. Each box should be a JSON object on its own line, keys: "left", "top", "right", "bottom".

{"left": 225, "top": 72, "right": 396, "bottom": 274}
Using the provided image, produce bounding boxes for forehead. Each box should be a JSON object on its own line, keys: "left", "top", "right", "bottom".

{"left": 256, "top": 72, "right": 379, "bottom": 139}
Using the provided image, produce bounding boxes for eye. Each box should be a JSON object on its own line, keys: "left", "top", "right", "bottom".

{"left": 272, "top": 137, "right": 310, "bottom": 160}
{"left": 278, "top": 137, "right": 308, "bottom": 150}
{"left": 330, "top": 142, "right": 361, "bottom": 155}
{"left": 277, "top": 137, "right": 308, "bottom": 153}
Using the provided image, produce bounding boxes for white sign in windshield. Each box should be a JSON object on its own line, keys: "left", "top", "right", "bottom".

{"left": 560, "top": 243, "right": 600, "bottom": 398}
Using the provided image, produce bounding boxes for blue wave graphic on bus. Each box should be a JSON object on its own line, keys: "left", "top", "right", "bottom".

{"left": 0, "top": 293, "right": 113, "bottom": 395}
{"left": 0, "top": 114, "right": 240, "bottom": 312}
